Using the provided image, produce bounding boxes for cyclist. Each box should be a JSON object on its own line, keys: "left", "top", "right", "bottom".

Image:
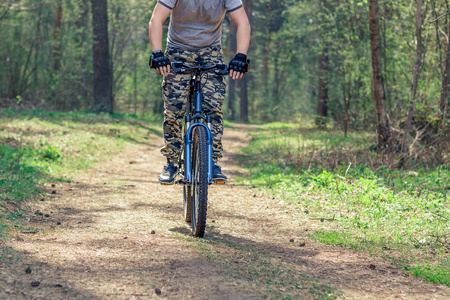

{"left": 149, "top": 0, "right": 251, "bottom": 184}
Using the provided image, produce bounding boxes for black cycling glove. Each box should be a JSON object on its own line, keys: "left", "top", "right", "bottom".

{"left": 228, "top": 53, "right": 250, "bottom": 74}
{"left": 149, "top": 50, "right": 170, "bottom": 69}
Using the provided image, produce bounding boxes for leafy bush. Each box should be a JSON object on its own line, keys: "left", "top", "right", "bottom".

{"left": 41, "top": 145, "right": 62, "bottom": 161}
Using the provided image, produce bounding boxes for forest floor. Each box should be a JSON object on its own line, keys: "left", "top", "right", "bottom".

{"left": 1, "top": 124, "right": 449, "bottom": 299}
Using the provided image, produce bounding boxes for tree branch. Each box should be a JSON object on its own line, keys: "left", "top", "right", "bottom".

{"left": 427, "top": 11, "right": 450, "bottom": 24}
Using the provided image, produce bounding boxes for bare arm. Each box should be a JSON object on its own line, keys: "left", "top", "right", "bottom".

{"left": 229, "top": 7, "right": 251, "bottom": 79}
{"left": 149, "top": 3, "right": 171, "bottom": 75}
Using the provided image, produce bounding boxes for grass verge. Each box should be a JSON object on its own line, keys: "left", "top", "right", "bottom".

{"left": 0, "top": 109, "right": 161, "bottom": 239}
{"left": 236, "top": 122, "right": 450, "bottom": 287}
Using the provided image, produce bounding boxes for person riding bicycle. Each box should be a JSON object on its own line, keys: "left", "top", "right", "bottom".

{"left": 149, "top": 0, "right": 251, "bottom": 184}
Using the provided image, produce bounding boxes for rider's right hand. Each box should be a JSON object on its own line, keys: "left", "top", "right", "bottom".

{"left": 149, "top": 50, "right": 171, "bottom": 76}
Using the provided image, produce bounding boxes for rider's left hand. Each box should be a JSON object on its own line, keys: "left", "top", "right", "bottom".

{"left": 228, "top": 53, "right": 250, "bottom": 80}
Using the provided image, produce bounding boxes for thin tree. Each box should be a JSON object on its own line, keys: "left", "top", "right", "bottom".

{"left": 316, "top": 48, "right": 328, "bottom": 128}
{"left": 53, "top": 0, "right": 63, "bottom": 73}
{"left": 228, "top": 21, "right": 237, "bottom": 120}
{"left": 404, "top": 0, "right": 424, "bottom": 153}
{"left": 91, "top": 0, "right": 113, "bottom": 113}
{"left": 440, "top": 15, "right": 450, "bottom": 119}
{"left": 316, "top": 0, "right": 329, "bottom": 128}
{"left": 369, "top": 0, "right": 390, "bottom": 149}
{"left": 240, "top": 0, "right": 252, "bottom": 122}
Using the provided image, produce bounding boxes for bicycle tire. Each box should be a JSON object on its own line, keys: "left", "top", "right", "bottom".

{"left": 191, "top": 126, "right": 208, "bottom": 237}
{"left": 183, "top": 185, "right": 192, "bottom": 223}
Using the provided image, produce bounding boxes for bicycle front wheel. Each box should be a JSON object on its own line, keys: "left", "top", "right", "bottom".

{"left": 191, "top": 126, "right": 209, "bottom": 237}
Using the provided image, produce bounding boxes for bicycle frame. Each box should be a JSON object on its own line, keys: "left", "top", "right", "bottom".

{"left": 172, "top": 62, "right": 227, "bottom": 185}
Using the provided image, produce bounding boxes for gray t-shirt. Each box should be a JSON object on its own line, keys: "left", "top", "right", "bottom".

{"left": 159, "top": 0, "right": 243, "bottom": 51}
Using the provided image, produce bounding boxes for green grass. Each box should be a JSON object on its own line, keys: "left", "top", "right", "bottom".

{"left": 236, "top": 122, "right": 450, "bottom": 287}
{"left": 0, "top": 109, "right": 161, "bottom": 238}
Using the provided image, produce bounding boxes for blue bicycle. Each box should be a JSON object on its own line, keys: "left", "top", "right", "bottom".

{"left": 171, "top": 62, "right": 227, "bottom": 238}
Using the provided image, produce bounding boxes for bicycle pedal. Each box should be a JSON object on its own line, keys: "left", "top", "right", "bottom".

{"left": 213, "top": 180, "right": 227, "bottom": 185}
{"left": 160, "top": 182, "right": 175, "bottom": 186}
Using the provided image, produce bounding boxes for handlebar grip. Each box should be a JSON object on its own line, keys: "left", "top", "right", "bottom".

{"left": 214, "top": 64, "right": 228, "bottom": 75}
{"left": 171, "top": 62, "right": 184, "bottom": 73}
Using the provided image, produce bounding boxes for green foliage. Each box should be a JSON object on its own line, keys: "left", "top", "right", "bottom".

{"left": 237, "top": 122, "right": 450, "bottom": 286}
{"left": 0, "top": 143, "right": 45, "bottom": 205}
{"left": 233, "top": 0, "right": 447, "bottom": 126}
{"left": 1, "top": 0, "right": 448, "bottom": 128}
{"left": 0, "top": 0, "right": 161, "bottom": 114}
{"left": 407, "top": 262, "right": 450, "bottom": 286}
{"left": 41, "top": 145, "right": 62, "bottom": 161}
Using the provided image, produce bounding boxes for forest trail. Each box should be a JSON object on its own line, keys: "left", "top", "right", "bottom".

{"left": 1, "top": 124, "right": 449, "bottom": 299}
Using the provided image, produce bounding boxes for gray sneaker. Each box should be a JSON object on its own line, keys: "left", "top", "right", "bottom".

{"left": 158, "top": 161, "right": 178, "bottom": 184}
{"left": 212, "top": 162, "right": 227, "bottom": 181}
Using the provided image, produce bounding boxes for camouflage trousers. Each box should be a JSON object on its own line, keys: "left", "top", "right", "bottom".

{"left": 160, "top": 46, "right": 226, "bottom": 163}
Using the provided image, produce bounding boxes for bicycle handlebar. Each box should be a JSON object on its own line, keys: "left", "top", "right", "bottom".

{"left": 171, "top": 62, "right": 228, "bottom": 75}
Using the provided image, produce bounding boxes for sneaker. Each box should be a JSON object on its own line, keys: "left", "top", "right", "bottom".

{"left": 158, "top": 160, "right": 178, "bottom": 184}
{"left": 212, "top": 162, "right": 227, "bottom": 181}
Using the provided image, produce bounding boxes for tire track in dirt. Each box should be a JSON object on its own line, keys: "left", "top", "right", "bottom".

{"left": 1, "top": 124, "right": 449, "bottom": 299}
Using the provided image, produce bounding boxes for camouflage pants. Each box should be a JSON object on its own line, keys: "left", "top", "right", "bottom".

{"left": 160, "top": 46, "right": 226, "bottom": 163}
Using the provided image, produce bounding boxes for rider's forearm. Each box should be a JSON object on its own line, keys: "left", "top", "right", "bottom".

{"left": 235, "top": 23, "right": 251, "bottom": 55}
{"left": 149, "top": 20, "right": 164, "bottom": 52}
{"left": 148, "top": 3, "right": 171, "bottom": 53}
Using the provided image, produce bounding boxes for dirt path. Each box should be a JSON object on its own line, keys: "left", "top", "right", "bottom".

{"left": 1, "top": 124, "right": 449, "bottom": 299}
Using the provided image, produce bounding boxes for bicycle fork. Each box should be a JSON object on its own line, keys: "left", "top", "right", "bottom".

{"left": 183, "top": 122, "right": 213, "bottom": 184}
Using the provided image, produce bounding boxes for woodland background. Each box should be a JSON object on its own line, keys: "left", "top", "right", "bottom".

{"left": 1, "top": 0, "right": 450, "bottom": 288}
{"left": 1, "top": 0, "right": 450, "bottom": 156}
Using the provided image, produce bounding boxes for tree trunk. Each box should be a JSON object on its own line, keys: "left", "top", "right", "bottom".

{"left": 344, "top": 95, "right": 350, "bottom": 136}
{"left": 272, "top": 52, "right": 279, "bottom": 106}
{"left": 33, "top": 4, "right": 43, "bottom": 103}
{"left": 228, "top": 22, "right": 237, "bottom": 120}
{"left": 133, "top": 51, "right": 137, "bottom": 115}
{"left": 404, "top": 0, "right": 424, "bottom": 153}
{"left": 91, "top": 0, "right": 113, "bottom": 113}
{"left": 316, "top": 0, "right": 329, "bottom": 129}
{"left": 380, "top": 5, "right": 391, "bottom": 114}
{"left": 239, "top": 77, "right": 249, "bottom": 122}
{"left": 53, "top": 0, "right": 62, "bottom": 73}
{"left": 342, "top": 78, "right": 351, "bottom": 136}
{"left": 369, "top": 0, "right": 390, "bottom": 149}
{"left": 440, "top": 16, "right": 450, "bottom": 118}
{"left": 316, "top": 49, "right": 328, "bottom": 128}
{"left": 240, "top": 0, "right": 252, "bottom": 122}
{"left": 263, "top": 32, "right": 271, "bottom": 91}
{"left": 431, "top": 0, "right": 444, "bottom": 75}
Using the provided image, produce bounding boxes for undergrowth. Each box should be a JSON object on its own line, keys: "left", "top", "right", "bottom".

{"left": 236, "top": 122, "right": 450, "bottom": 287}
{"left": 0, "top": 109, "right": 160, "bottom": 239}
